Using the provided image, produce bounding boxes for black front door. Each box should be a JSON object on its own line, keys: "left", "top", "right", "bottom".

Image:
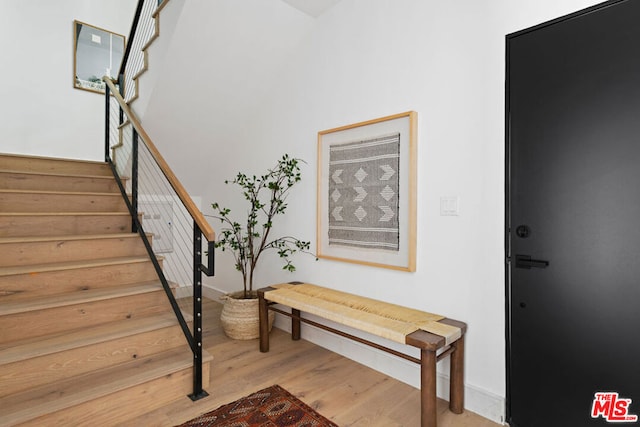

{"left": 506, "top": 1, "right": 640, "bottom": 426}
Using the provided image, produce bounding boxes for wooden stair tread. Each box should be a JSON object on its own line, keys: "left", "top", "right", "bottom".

{"left": 0, "top": 255, "right": 156, "bottom": 277}
{"left": 0, "top": 153, "right": 107, "bottom": 166}
{"left": 0, "top": 154, "right": 109, "bottom": 171}
{"left": 0, "top": 213, "right": 143, "bottom": 238}
{"left": 0, "top": 188, "right": 125, "bottom": 196}
{"left": 0, "top": 312, "right": 183, "bottom": 365}
{"left": 117, "top": 119, "right": 131, "bottom": 130}
{"left": 0, "top": 346, "right": 213, "bottom": 426}
{"left": 0, "top": 168, "right": 119, "bottom": 181}
{"left": 0, "top": 211, "right": 130, "bottom": 217}
{"left": 0, "top": 232, "right": 140, "bottom": 244}
{"left": 0, "top": 211, "right": 133, "bottom": 217}
{"left": 0, "top": 233, "right": 149, "bottom": 267}
{"left": 0, "top": 282, "right": 164, "bottom": 316}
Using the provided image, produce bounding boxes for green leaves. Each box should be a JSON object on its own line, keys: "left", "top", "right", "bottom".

{"left": 208, "top": 155, "right": 311, "bottom": 296}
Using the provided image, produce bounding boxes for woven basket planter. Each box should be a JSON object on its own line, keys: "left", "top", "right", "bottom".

{"left": 220, "top": 291, "right": 275, "bottom": 340}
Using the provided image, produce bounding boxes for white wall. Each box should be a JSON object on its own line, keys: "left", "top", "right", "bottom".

{"left": 138, "top": 0, "right": 317, "bottom": 192}
{"left": 0, "top": 0, "right": 610, "bottom": 423}
{"left": 138, "top": 0, "right": 606, "bottom": 423}
{"left": 213, "top": 0, "right": 509, "bottom": 420}
{"left": 0, "top": 0, "right": 136, "bottom": 161}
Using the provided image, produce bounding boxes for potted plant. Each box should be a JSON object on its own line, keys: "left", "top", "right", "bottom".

{"left": 210, "top": 154, "right": 311, "bottom": 339}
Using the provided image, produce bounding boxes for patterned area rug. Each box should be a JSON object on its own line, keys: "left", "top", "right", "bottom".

{"left": 175, "top": 385, "right": 338, "bottom": 427}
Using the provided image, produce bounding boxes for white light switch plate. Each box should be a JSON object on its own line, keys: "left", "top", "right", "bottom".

{"left": 440, "top": 196, "right": 460, "bottom": 216}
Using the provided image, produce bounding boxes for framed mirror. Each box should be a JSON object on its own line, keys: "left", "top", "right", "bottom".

{"left": 73, "top": 20, "right": 125, "bottom": 94}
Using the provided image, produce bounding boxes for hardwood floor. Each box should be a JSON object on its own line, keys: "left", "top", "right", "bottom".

{"left": 125, "top": 298, "right": 502, "bottom": 427}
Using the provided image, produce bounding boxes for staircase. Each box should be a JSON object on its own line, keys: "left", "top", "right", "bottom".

{"left": 0, "top": 153, "right": 212, "bottom": 426}
{"left": 123, "top": 0, "right": 172, "bottom": 105}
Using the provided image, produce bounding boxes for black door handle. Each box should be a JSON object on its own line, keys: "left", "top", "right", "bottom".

{"left": 515, "top": 254, "right": 549, "bottom": 269}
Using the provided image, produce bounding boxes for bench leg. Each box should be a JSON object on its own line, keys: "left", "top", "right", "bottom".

{"left": 449, "top": 335, "right": 465, "bottom": 414}
{"left": 292, "top": 308, "right": 301, "bottom": 341}
{"left": 421, "top": 349, "right": 437, "bottom": 427}
{"left": 259, "top": 292, "right": 270, "bottom": 353}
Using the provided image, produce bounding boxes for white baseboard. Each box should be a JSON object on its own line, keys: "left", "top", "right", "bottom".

{"left": 203, "top": 284, "right": 225, "bottom": 301}
{"left": 176, "top": 284, "right": 224, "bottom": 301}
{"left": 199, "top": 285, "right": 505, "bottom": 424}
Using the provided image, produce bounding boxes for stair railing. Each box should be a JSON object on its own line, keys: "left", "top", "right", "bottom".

{"left": 103, "top": 74, "right": 213, "bottom": 401}
{"left": 119, "top": 0, "right": 168, "bottom": 103}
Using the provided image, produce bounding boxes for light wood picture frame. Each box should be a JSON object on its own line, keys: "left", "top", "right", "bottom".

{"left": 317, "top": 111, "right": 417, "bottom": 271}
{"left": 73, "top": 20, "right": 125, "bottom": 94}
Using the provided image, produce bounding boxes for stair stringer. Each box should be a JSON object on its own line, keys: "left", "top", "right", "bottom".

{"left": 129, "top": 0, "right": 187, "bottom": 119}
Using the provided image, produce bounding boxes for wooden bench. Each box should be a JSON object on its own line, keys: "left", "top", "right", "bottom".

{"left": 258, "top": 282, "right": 466, "bottom": 427}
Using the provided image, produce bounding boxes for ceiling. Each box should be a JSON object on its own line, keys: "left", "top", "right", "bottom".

{"left": 280, "top": 0, "right": 342, "bottom": 17}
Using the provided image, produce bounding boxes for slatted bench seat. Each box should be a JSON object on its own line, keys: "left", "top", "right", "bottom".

{"left": 258, "top": 282, "right": 466, "bottom": 427}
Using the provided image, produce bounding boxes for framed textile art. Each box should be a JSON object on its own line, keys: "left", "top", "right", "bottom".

{"left": 317, "top": 111, "right": 417, "bottom": 271}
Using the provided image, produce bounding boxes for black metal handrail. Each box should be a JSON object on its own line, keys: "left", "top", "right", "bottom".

{"left": 105, "top": 79, "right": 214, "bottom": 401}
{"left": 119, "top": 0, "right": 144, "bottom": 80}
{"left": 103, "top": 0, "right": 214, "bottom": 399}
